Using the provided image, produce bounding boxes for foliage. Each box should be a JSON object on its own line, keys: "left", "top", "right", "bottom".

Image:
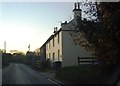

{"left": 0, "top": 49, "right": 4, "bottom": 53}
{"left": 70, "top": 2, "right": 120, "bottom": 71}
{"left": 39, "top": 59, "right": 51, "bottom": 69}
{"left": 10, "top": 50, "right": 25, "bottom": 56}
{"left": 34, "top": 48, "right": 40, "bottom": 56}
{"left": 80, "top": 1, "right": 98, "bottom": 21}
{"left": 56, "top": 65, "right": 109, "bottom": 84}
{"left": 2, "top": 51, "right": 39, "bottom": 68}
{"left": 2, "top": 53, "right": 13, "bottom": 67}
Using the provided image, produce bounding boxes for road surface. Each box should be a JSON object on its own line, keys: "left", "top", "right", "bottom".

{"left": 2, "top": 63, "right": 59, "bottom": 85}
{"left": 0, "top": 69, "right": 2, "bottom": 86}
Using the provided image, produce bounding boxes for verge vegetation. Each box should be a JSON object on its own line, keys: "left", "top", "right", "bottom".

{"left": 56, "top": 65, "right": 110, "bottom": 84}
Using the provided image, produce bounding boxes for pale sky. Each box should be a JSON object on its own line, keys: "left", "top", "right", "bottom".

{"left": 0, "top": 2, "right": 75, "bottom": 53}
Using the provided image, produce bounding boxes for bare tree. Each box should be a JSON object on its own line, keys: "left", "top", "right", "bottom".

{"left": 70, "top": 1, "right": 120, "bottom": 71}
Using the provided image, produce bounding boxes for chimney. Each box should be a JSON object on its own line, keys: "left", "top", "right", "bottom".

{"left": 55, "top": 27, "right": 58, "bottom": 31}
{"left": 73, "top": 2, "right": 82, "bottom": 20}
{"left": 78, "top": 2, "right": 80, "bottom": 9}
{"left": 54, "top": 27, "right": 58, "bottom": 33}
{"left": 74, "top": 3, "right": 77, "bottom": 9}
{"left": 65, "top": 21, "right": 67, "bottom": 24}
{"left": 61, "top": 21, "right": 67, "bottom": 27}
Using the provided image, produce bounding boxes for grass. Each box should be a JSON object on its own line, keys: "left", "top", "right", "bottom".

{"left": 2, "top": 63, "right": 9, "bottom": 68}
{"left": 30, "top": 64, "right": 55, "bottom": 72}
{"left": 55, "top": 65, "right": 110, "bottom": 84}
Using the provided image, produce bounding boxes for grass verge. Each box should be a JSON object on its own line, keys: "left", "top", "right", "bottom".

{"left": 55, "top": 65, "right": 110, "bottom": 84}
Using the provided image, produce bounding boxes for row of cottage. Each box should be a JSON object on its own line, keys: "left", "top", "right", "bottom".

{"left": 39, "top": 3, "right": 92, "bottom": 67}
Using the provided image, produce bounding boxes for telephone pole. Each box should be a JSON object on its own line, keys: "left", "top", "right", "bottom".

{"left": 28, "top": 44, "right": 30, "bottom": 52}
{"left": 4, "top": 41, "right": 6, "bottom": 53}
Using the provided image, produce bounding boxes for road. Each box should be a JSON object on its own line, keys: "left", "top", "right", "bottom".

{"left": 2, "top": 63, "right": 59, "bottom": 85}
{"left": 0, "top": 69, "right": 2, "bottom": 86}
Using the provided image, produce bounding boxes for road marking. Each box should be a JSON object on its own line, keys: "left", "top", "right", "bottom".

{"left": 47, "top": 78, "right": 58, "bottom": 85}
{"left": 42, "top": 74, "right": 58, "bottom": 84}
{"left": 42, "top": 73, "right": 62, "bottom": 85}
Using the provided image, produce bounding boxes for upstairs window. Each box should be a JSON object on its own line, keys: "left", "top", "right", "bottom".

{"left": 46, "top": 44, "right": 48, "bottom": 50}
{"left": 53, "top": 37, "right": 54, "bottom": 47}
{"left": 58, "top": 33, "right": 59, "bottom": 44}
{"left": 49, "top": 41, "right": 51, "bottom": 49}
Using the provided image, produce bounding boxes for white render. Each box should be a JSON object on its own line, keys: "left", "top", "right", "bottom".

{"left": 62, "top": 30, "right": 92, "bottom": 67}
{"left": 46, "top": 31, "right": 63, "bottom": 62}
{"left": 46, "top": 27, "right": 92, "bottom": 67}
{"left": 44, "top": 2, "right": 92, "bottom": 67}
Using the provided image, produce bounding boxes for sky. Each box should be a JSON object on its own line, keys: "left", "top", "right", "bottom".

{"left": 0, "top": 2, "right": 75, "bottom": 53}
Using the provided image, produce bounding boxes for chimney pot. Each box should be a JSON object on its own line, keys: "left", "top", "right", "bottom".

{"left": 74, "top": 3, "right": 77, "bottom": 9}
{"left": 78, "top": 3, "right": 80, "bottom": 9}
{"left": 54, "top": 27, "right": 58, "bottom": 33}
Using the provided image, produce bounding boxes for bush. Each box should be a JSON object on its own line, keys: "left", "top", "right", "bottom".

{"left": 41, "top": 59, "right": 51, "bottom": 69}
{"left": 56, "top": 65, "right": 110, "bottom": 84}
{"left": 2, "top": 53, "right": 13, "bottom": 68}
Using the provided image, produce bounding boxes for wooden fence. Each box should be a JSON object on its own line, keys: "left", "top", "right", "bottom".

{"left": 78, "top": 56, "right": 98, "bottom": 66}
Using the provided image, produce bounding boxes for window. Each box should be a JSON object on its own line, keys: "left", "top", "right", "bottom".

{"left": 49, "top": 53, "right": 51, "bottom": 59}
{"left": 58, "top": 33, "right": 59, "bottom": 44}
{"left": 47, "top": 43, "right": 49, "bottom": 50}
{"left": 53, "top": 52, "right": 55, "bottom": 61}
{"left": 53, "top": 37, "right": 54, "bottom": 47}
{"left": 46, "top": 44, "right": 48, "bottom": 50}
{"left": 46, "top": 54, "right": 48, "bottom": 59}
{"left": 48, "top": 43, "right": 50, "bottom": 50}
{"left": 49, "top": 42, "right": 51, "bottom": 49}
{"left": 58, "top": 50, "right": 60, "bottom": 61}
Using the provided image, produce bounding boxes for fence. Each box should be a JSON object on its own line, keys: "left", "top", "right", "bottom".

{"left": 78, "top": 56, "right": 98, "bottom": 66}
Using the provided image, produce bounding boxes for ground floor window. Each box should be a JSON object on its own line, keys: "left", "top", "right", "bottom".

{"left": 49, "top": 53, "right": 51, "bottom": 59}
{"left": 58, "top": 50, "right": 60, "bottom": 61}
{"left": 52, "top": 52, "right": 55, "bottom": 61}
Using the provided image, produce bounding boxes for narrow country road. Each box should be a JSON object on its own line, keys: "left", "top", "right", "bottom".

{"left": 2, "top": 63, "right": 58, "bottom": 85}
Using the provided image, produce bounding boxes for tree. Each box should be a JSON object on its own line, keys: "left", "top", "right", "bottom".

{"left": 0, "top": 49, "right": 4, "bottom": 53}
{"left": 70, "top": 1, "right": 120, "bottom": 71}
{"left": 34, "top": 48, "right": 40, "bottom": 56}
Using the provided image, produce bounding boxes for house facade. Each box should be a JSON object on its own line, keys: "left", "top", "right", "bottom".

{"left": 41, "top": 3, "right": 92, "bottom": 67}
{"left": 39, "top": 43, "right": 46, "bottom": 62}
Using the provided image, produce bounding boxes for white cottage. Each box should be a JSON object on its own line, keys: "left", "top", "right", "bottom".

{"left": 45, "top": 3, "right": 92, "bottom": 67}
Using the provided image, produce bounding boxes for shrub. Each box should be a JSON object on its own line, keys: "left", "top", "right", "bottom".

{"left": 56, "top": 65, "right": 110, "bottom": 84}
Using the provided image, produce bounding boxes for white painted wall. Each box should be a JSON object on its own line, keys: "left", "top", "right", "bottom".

{"left": 46, "top": 31, "right": 62, "bottom": 62}
{"left": 62, "top": 30, "right": 92, "bottom": 67}
{"left": 43, "top": 3, "right": 94, "bottom": 68}
{"left": 46, "top": 21, "right": 92, "bottom": 67}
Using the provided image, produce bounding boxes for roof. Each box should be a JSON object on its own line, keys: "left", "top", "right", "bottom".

{"left": 42, "top": 19, "right": 75, "bottom": 45}
{"left": 46, "top": 35, "right": 54, "bottom": 43}
{"left": 73, "top": 9, "right": 82, "bottom": 12}
{"left": 40, "top": 35, "right": 54, "bottom": 49}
